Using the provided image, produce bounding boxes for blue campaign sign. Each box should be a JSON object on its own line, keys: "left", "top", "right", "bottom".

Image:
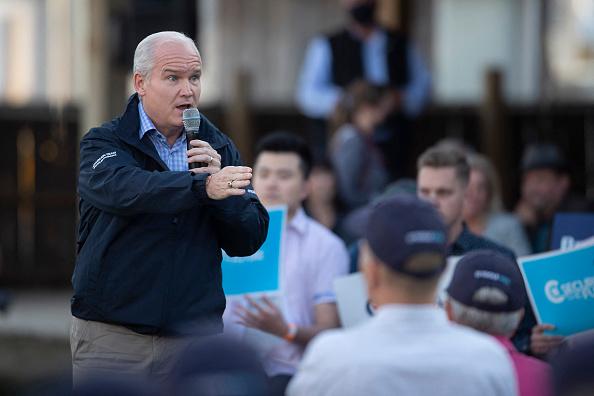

{"left": 518, "top": 241, "right": 594, "bottom": 337}
{"left": 551, "top": 213, "right": 594, "bottom": 250}
{"left": 221, "top": 205, "right": 286, "bottom": 296}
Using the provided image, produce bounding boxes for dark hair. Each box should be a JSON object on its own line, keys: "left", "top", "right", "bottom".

{"left": 255, "top": 131, "right": 313, "bottom": 179}
{"left": 307, "top": 156, "right": 347, "bottom": 212}
{"left": 329, "top": 79, "right": 385, "bottom": 134}
{"left": 417, "top": 145, "right": 471, "bottom": 186}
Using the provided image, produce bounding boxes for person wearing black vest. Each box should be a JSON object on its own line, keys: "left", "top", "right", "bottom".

{"left": 295, "top": 0, "right": 430, "bottom": 179}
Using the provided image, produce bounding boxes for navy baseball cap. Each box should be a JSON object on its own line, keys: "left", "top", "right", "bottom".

{"left": 347, "top": 194, "right": 448, "bottom": 278}
{"left": 447, "top": 250, "right": 526, "bottom": 312}
{"left": 520, "top": 142, "right": 568, "bottom": 174}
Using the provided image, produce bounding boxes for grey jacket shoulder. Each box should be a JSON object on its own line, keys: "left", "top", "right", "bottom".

{"left": 485, "top": 212, "right": 532, "bottom": 257}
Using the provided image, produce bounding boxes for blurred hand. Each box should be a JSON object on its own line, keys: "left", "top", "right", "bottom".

{"left": 187, "top": 139, "right": 222, "bottom": 174}
{"left": 515, "top": 199, "right": 538, "bottom": 227}
{"left": 531, "top": 323, "right": 564, "bottom": 357}
{"left": 205, "top": 166, "right": 252, "bottom": 200}
{"left": 233, "top": 295, "right": 288, "bottom": 338}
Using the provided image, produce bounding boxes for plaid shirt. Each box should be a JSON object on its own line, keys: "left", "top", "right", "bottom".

{"left": 138, "top": 102, "right": 189, "bottom": 171}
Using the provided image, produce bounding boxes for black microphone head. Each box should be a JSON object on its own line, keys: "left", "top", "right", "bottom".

{"left": 183, "top": 108, "right": 201, "bottom": 131}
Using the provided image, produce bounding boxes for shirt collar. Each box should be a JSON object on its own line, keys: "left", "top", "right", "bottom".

{"left": 288, "top": 207, "right": 308, "bottom": 235}
{"left": 348, "top": 26, "right": 385, "bottom": 44}
{"left": 366, "top": 27, "right": 385, "bottom": 45}
{"left": 138, "top": 101, "right": 158, "bottom": 140}
{"left": 375, "top": 304, "right": 448, "bottom": 324}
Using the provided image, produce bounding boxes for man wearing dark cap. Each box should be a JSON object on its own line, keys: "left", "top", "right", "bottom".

{"left": 445, "top": 250, "right": 552, "bottom": 396}
{"left": 287, "top": 194, "right": 517, "bottom": 396}
{"left": 514, "top": 142, "right": 593, "bottom": 357}
{"left": 515, "top": 142, "right": 592, "bottom": 254}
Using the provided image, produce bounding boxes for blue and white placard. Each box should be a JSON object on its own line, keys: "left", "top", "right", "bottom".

{"left": 518, "top": 240, "right": 594, "bottom": 337}
{"left": 221, "top": 205, "right": 286, "bottom": 296}
{"left": 551, "top": 213, "right": 594, "bottom": 250}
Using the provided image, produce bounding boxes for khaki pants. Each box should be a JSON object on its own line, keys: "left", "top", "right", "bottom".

{"left": 70, "top": 316, "right": 195, "bottom": 387}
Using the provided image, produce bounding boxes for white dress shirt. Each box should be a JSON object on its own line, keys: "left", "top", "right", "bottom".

{"left": 263, "top": 208, "right": 350, "bottom": 376}
{"left": 287, "top": 304, "right": 518, "bottom": 396}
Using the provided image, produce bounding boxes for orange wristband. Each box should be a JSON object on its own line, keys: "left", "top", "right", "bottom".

{"left": 284, "top": 323, "right": 298, "bottom": 341}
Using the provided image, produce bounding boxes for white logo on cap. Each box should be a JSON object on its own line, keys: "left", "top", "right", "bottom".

{"left": 404, "top": 231, "right": 445, "bottom": 245}
{"left": 474, "top": 270, "right": 511, "bottom": 285}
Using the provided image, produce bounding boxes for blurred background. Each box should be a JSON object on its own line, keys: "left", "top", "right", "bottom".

{"left": 0, "top": 0, "right": 593, "bottom": 389}
{"left": 2, "top": 0, "right": 594, "bottom": 287}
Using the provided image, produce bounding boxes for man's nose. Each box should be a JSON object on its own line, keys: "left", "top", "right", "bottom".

{"left": 180, "top": 80, "right": 193, "bottom": 96}
{"left": 266, "top": 176, "right": 280, "bottom": 187}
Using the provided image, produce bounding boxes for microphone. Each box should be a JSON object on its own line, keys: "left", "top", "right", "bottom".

{"left": 183, "top": 108, "right": 202, "bottom": 169}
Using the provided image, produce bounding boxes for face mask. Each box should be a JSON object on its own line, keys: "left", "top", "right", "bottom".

{"left": 350, "top": 2, "right": 376, "bottom": 26}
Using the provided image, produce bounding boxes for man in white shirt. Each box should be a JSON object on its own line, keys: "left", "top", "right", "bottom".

{"left": 232, "top": 131, "right": 349, "bottom": 395}
{"left": 287, "top": 194, "right": 518, "bottom": 396}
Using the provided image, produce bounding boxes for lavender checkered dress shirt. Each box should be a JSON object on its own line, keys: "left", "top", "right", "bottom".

{"left": 138, "top": 102, "right": 189, "bottom": 171}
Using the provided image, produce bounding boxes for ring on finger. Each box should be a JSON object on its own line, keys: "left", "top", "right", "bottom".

{"left": 228, "top": 180, "right": 234, "bottom": 188}
{"left": 208, "top": 155, "right": 213, "bottom": 164}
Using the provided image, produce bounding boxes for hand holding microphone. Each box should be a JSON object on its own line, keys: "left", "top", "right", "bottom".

{"left": 184, "top": 108, "right": 245, "bottom": 201}
{"left": 183, "top": 108, "right": 221, "bottom": 172}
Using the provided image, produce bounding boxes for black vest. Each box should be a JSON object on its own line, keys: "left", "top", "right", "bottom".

{"left": 328, "top": 29, "right": 409, "bottom": 88}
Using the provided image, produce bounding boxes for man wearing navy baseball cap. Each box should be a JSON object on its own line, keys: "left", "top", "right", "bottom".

{"left": 288, "top": 194, "right": 517, "bottom": 396}
{"left": 445, "top": 250, "right": 552, "bottom": 396}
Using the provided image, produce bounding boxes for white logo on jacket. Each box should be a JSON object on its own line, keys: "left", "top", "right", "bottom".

{"left": 92, "top": 151, "right": 117, "bottom": 169}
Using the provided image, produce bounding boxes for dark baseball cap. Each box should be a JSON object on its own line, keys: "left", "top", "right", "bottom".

{"left": 447, "top": 250, "right": 526, "bottom": 312}
{"left": 520, "top": 142, "right": 568, "bottom": 174}
{"left": 347, "top": 194, "right": 448, "bottom": 278}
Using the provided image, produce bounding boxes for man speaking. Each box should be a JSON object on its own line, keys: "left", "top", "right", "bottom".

{"left": 70, "top": 31, "right": 269, "bottom": 385}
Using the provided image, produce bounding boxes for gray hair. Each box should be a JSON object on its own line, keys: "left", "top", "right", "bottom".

{"left": 447, "top": 286, "right": 523, "bottom": 337}
{"left": 133, "top": 31, "right": 200, "bottom": 83}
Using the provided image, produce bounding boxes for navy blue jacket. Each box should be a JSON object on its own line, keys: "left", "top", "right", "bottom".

{"left": 72, "top": 94, "right": 269, "bottom": 335}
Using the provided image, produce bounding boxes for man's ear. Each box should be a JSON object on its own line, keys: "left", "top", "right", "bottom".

{"left": 462, "top": 180, "right": 471, "bottom": 201}
{"left": 508, "top": 308, "right": 525, "bottom": 338}
{"left": 444, "top": 299, "right": 456, "bottom": 322}
{"left": 362, "top": 252, "right": 381, "bottom": 291}
{"left": 301, "top": 178, "right": 312, "bottom": 202}
{"left": 134, "top": 72, "right": 147, "bottom": 96}
{"left": 559, "top": 173, "right": 570, "bottom": 194}
{"left": 359, "top": 241, "right": 379, "bottom": 289}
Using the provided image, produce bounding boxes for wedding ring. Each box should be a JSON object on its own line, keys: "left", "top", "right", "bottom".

{"left": 208, "top": 155, "right": 213, "bottom": 164}
{"left": 228, "top": 180, "right": 234, "bottom": 188}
